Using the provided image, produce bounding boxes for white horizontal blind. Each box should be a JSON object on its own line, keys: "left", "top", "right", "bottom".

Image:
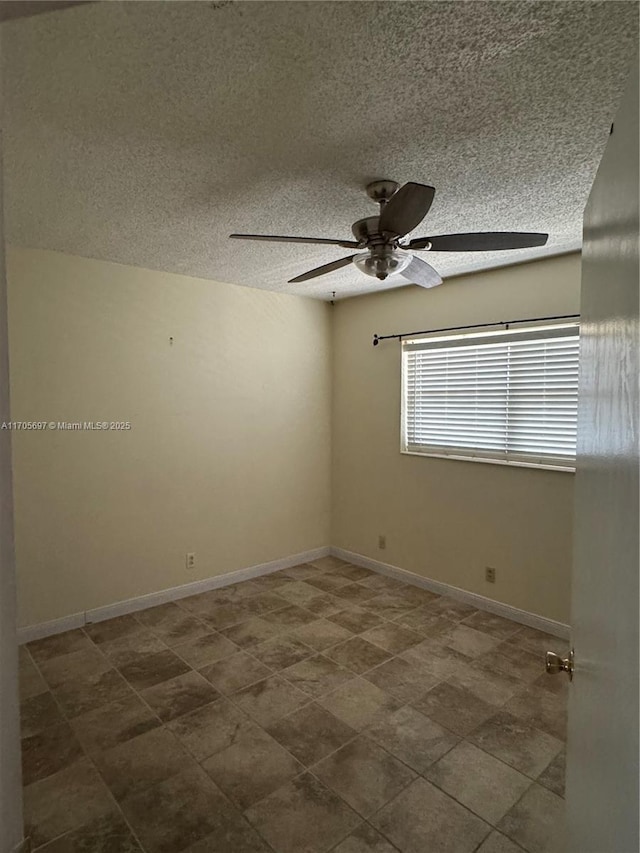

{"left": 402, "top": 325, "right": 580, "bottom": 468}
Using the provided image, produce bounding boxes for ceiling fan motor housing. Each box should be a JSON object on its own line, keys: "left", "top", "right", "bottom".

{"left": 351, "top": 215, "right": 388, "bottom": 245}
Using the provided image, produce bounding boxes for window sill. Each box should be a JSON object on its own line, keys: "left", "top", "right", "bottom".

{"left": 401, "top": 449, "right": 576, "bottom": 473}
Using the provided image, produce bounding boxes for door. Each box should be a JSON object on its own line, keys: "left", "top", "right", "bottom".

{"left": 563, "top": 63, "right": 639, "bottom": 853}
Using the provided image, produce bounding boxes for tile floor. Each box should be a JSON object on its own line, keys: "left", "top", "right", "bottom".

{"left": 19, "top": 556, "right": 569, "bottom": 853}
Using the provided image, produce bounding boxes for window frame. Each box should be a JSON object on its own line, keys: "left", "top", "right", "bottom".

{"left": 400, "top": 323, "right": 580, "bottom": 473}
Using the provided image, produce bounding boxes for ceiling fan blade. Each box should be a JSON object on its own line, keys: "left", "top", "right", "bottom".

{"left": 399, "top": 256, "right": 443, "bottom": 289}
{"left": 230, "top": 233, "right": 359, "bottom": 248}
{"left": 289, "top": 255, "right": 357, "bottom": 284}
{"left": 409, "top": 232, "right": 549, "bottom": 251}
{"left": 378, "top": 182, "right": 436, "bottom": 238}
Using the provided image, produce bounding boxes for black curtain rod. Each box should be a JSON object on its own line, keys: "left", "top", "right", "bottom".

{"left": 372, "top": 313, "right": 580, "bottom": 346}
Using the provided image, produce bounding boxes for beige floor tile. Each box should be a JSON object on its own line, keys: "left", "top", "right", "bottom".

{"left": 178, "top": 589, "right": 232, "bottom": 615}
{"left": 267, "top": 702, "right": 356, "bottom": 766}
{"left": 425, "top": 597, "right": 479, "bottom": 622}
{"left": 52, "top": 668, "right": 134, "bottom": 718}
{"left": 245, "top": 772, "right": 360, "bottom": 853}
{"left": 446, "top": 660, "right": 522, "bottom": 706}
{"left": 290, "top": 618, "right": 353, "bottom": 652}
{"left": 20, "top": 692, "right": 65, "bottom": 738}
{"left": 461, "top": 610, "right": 523, "bottom": 640}
{"left": 167, "top": 696, "right": 258, "bottom": 761}
{"left": 172, "top": 631, "right": 238, "bottom": 668}
{"left": 283, "top": 654, "right": 355, "bottom": 699}
{"left": 221, "top": 580, "right": 263, "bottom": 602}
{"left": 326, "top": 636, "right": 392, "bottom": 674}
{"left": 199, "top": 650, "right": 272, "bottom": 694}
{"left": 120, "top": 765, "right": 239, "bottom": 853}
{"left": 233, "top": 674, "right": 309, "bottom": 726}
{"left": 328, "top": 607, "right": 384, "bottom": 634}
{"left": 19, "top": 654, "right": 48, "bottom": 701}
{"left": 20, "top": 579, "right": 565, "bottom": 853}
{"left": 36, "top": 812, "right": 143, "bottom": 853}
{"left": 512, "top": 627, "right": 569, "bottom": 659}
{"left": 394, "top": 586, "right": 441, "bottom": 607}
{"left": 263, "top": 604, "right": 318, "bottom": 629}
{"left": 183, "top": 819, "right": 271, "bottom": 853}
{"left": 149, "top": 613, "right": 210, "bottom": 647}
{"left": 477, "top": 830, "right": 527, "bottom": 853}
{"left": 412, "top": 681, "right": 495, "bottom": 736}
{"left": 303, "top": 592, "right": 346, "bottom": 617}
{"left": 38, "top": 646, "right": 111, "bottom": 689}
{"left": 119, "top": 648, "right": 191, "bottom": 690}
{"left": 476, "top": 641, "right": 544, "bottom": 684}
{"left": 140, "top": 670, "right": 220, "bottom": 722}
{"left": 84, "top": 614, "right": 146, "bottom": 645}
{"left": 251, "top": 634, "right": 315, "bottom": 671}
{"left": 498, "top": 783, "right": 564, "bottom": 853}
{"left": 21, "top": 721, "right": 85, "bottom": 785}
{"left": 278, "top": 580, "right": 327, "bottom": 607}
{"left": 361, "top": 594, "right": 421, "bottom": 621}
{"left": 281, "top": 563, "right": 318, "bottom": 580}
{"left": 318, "top": 677, "right": 403, "bottom": 730}
{"left": 438, "top": 624, "right": 500, "bottom": 659}
{"left": 504, "top": 685, "right": 568, "bottom": 741}
{"left": 332, "top": 583, "right": 379, "bottom": 605}
{"left": 244, "top": 591, "right": 291, "bottom": 615}
{"left": 93, "top": 727, "right": 193, "bottom": 800}
{"left": 99, "top": 631, "right": 169, "bottom": 668}
{"left": 307, "top": 573, "right": 353, "bottom": 593}
{"left": 201, "top": 602, "right": 254, "bottom": 631}
{"left": 202, "top": 725, "right": 302, "bottom": 810}
{"left": 136, "top": 602, "right": 186, "bottom": 629}
{"left": 468, "top": 711, "right": 563, "bottom": 777}
{"left": 361, "top": 624, "right": 423, "bottom": 655}
{"left": 426, "top": 741, "right": 531, "bottom": 824}
{"left": 70, "top": 693, "right": 161, "bottom": 754}
{"left": 314, "top": 736, "right": 416, "bottom": 818}
{"left": 220, "top": 615, "right": 281, "bottom": 648}
{"left": 333, "top": 823, "right": 399, "bottom": 853}
{"left": 536, "top": 749, "right": 565, "bottom": 797}
{"left": 332, "top": 564, "right": 374, "bottom": 582}
{"left": 23, "top": 758, "right": 116, "bottom": 848}
{"left": 393, "top": 609, "right": 456, "bottom": 638}
{"left": 359, "top": 574, "right": 405, "bottom": 594}
{"left": 28, "top": 629, "right": 94, "bottom": 663}
{"left": 365, "top": 704, "right": 459, "bottom": 773}
{"left": 372, "top": 777, "right": 490, "bottom": 853}
{"left": 364, "top": 657, "right": 439, "bottom": 703}
{"left": 400, "top": 638, "right": 469, "bottom": 678}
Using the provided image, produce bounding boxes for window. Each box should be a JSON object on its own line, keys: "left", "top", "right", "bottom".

{"left": 402, "top": 323, "right": 580, "bottom": 470}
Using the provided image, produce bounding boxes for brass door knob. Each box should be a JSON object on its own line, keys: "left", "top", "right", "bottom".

{"left": 545, "top": 649, "right": 574, "bottom": 681}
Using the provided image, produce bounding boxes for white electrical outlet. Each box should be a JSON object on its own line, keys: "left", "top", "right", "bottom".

{"left": 186, "top": 552, "right": 196, "bottom": 570}
{"left": 378, "top": 535, "right": 386, "bottom": 550}
{"left": 485, "top": 566, "right": 496, "bottom": 583}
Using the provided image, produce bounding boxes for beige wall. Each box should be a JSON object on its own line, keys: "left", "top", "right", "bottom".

{"left": 331, "top": 254, "right": 581, "bottom": 624}
{"left": 8, "top": 248, "right": 332, "bottom": 627}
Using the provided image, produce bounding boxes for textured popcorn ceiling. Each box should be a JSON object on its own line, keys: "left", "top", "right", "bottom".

{"left": 2, "top": 1, "right": 638, "bottom": 300}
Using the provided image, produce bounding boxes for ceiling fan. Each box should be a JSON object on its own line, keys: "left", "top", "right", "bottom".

{"left": 230, "top": 180, "right": 548, "bottom": 289}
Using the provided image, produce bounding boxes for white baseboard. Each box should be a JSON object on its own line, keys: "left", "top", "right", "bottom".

{"left": 17, "top": 546, "right": 330, "bottom": 644}
{"left": 17, "top": 544, "right": 569, "bottom": 644}
{"left": 331, "top": 546, "right": 570, "bottom": 640}
{"left": 17, "top": 612, "right": 86, "bottom": 645}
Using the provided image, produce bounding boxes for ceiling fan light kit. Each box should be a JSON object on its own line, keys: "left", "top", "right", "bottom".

{"left": 230, "top": 179, "right": 548, "bottom": 293}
